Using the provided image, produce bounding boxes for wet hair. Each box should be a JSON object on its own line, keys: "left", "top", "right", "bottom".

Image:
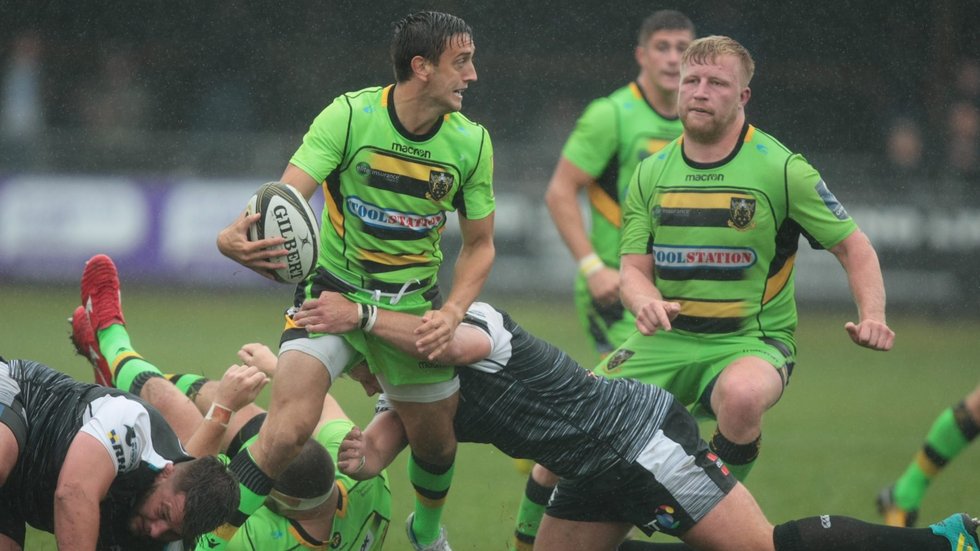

{"left": 682, "top": 35, "right": 755, "bottom": 86}
{"left": 637, "top": 10, "right": 695, "bottom": 46}
{"left": 390, "top": 10, "right": 473, "bottom": 82}
{"left": 173, "top": 456, "right": 239, "bottom": 544}
{"left": 274, "top": 438, "right": 336, "bottom": 500}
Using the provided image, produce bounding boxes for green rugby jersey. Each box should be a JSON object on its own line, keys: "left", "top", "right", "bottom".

{"left": 290, "top": 85, "right": 494, "bottom": 290}
{"left": 620, "top": 124, "right": 857, "bottom": 342}
{"left": 227, "top": 419, "right": 391, "bottom": 551}
{"left": 562, "top": 82, "right": 683, "bottom": 267}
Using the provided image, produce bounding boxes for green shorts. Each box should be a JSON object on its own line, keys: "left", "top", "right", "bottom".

{"left": 594, "top": 330, "right": 795, "bottom": 413}
{"left": 573, "top": 273, "right": 637, "bottom": 356}
{"left": 299, "top": 268, "right": 455, "bottom": 386}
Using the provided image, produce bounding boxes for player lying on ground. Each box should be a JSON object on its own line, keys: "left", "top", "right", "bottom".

{"left": 290, "top": 291, "right": 978, "bottom": 551}
{"left": 0, "top": 356, "right": 236, "bottom": 551}
{"left": 69, "top": 254, "right": 392, "bottom": 551}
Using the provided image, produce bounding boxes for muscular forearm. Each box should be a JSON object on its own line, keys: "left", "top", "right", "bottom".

{"left": 363, "top": 412, "right": 410, "bottom": 473}
{"left": 620, "top": 260, "right": 663, "bottom": 316}
{"left": 184, "top": 416, "right": 228, "bottom": 457}
{"left": 834, "top": 231, "right": 887, "bottom": 321}
{"left": 55, "top": 487, "right": 101, "bottom": 550}
{"left": 443, "top": 237, "right": 494, "bottom": 320}
{"left": 545, "top": 181, "right": 593, "bottom": 261}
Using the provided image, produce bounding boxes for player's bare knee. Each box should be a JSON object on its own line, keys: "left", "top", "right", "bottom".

{"left": 411, "top": 436, "right": 457, "bottom": 465}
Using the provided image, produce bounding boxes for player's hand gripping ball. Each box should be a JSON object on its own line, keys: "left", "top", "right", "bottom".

{"left": 245, "top": 182, "right": 319, "bottom": 284}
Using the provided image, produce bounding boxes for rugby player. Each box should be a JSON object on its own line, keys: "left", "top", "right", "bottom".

{"left": 295, "top": 291, "right": 977, "bottom": 551}
{"left": 69, "top": 254, "right": 392, "bottom": 551}
{"left": 215, "top": 11, "right": 495, "bottom": 550}
{"left": 0, "top": 356, "right": 236, "bottom": 550}
{"left": 531, "top": 10, "right": 695, "bottom": 549}
{"left": 599, "top": 35, "right": 894, "bottom": 483}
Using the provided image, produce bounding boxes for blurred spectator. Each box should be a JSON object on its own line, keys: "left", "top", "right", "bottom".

{"left": 1, "top": 31, "right": 44, "bottom": 142}
{"left": 943, "top": 101, "right": 980, "bottom": 185}
{"left": 76, "top": 46, "right": 152, "bottom": 136}
{"left": 879, "top": 116, "right": 929, "bottom": 192}
{"left": 953, "top": 58, "right": 980, "bottom": 105}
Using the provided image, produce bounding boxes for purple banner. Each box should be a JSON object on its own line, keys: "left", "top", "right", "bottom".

{"left": 0, "top": 174, "right": 324, "bottom": 288}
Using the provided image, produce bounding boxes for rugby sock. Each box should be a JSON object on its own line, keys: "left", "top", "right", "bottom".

{"left": 165, "top": 373, "right": 209, "bottom": 402}
{"left": 709, "top": 428, "right": 760, "bottom": 481}
{"left": 408, "top": 452, "right": 454, "bottom": 545}
{"left": 510, "top": 475, "right": 555, "bottom": 551}
{"left": 96, "top": 324, "right": 163, "bottom": 394}
{"left": 773, "top": 515, "right": 947, "bottom": 550}
{"left": 893, "top": 401, "right": 979, "bottom": 511}
{"left": 205, "top": 447, "right": 276, "bottom": 546}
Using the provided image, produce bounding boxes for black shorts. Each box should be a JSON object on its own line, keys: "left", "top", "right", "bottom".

{"left": 0, "top": 489, "right": 25, "bottom": 547}
{"left": 546, "top": 398, "right": 736, "bottom": 537}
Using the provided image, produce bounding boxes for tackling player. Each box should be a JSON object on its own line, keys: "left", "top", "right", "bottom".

{"left": 215, "top": 11, "right": 495, "bottom": 550}
{"left": 294, "top": 291, "right": 976, "bottom": 551}
{"left": 530, "top": 10, "right": 695, "bottom": 550}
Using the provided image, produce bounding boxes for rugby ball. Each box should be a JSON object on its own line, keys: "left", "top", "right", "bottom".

{"left": 245, "top": 182, "right": 320, "bottom": 284}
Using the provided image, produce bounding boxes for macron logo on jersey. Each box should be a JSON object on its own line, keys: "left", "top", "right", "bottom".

{"left": 346, "top": 196, "right": 445, "bottom": 233}
{"left": 654, "top": 245, "right": 756, "bottom": 269}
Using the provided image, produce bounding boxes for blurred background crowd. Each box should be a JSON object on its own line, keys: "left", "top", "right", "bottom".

{"left": 1, "top": 0, "right": 979, "bottom": 307}
{"left": 2, "top": 0, "right": 977, "bottom": 186}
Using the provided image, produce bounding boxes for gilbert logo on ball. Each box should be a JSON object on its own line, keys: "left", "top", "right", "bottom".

{"left": 245, "top": 182, "right": 320, "bottom": 284}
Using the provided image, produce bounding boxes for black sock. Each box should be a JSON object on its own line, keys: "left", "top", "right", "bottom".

{"left": 774, "top": 516, "right": 946, "bottom": 551}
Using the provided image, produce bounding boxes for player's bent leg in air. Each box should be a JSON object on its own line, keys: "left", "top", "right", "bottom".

{"left": 75, "top": 256, "right": 204, "bottom": 441}
{"left": 878, "top": 383, "right": 980, "bottom": 527}
{"left": 707, "top": 356, "right": 785, "bottom": 481}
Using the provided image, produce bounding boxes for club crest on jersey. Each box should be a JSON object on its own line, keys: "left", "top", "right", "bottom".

{"left": 427, "top": 171, "right": 453, "bottom": 201}
{"left": 728, "top": 197, "right": 756, "bottom": 230}
{"left": 603, "top": 348, "right": 634, "bottom": 373}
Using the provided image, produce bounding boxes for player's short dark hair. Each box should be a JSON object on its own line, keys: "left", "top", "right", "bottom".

{"left": 274, "top": 438, "right": 336, "bottom": 499}
{"left": 390, "top": 11, "right": 473, "bottom": 82}
{"left": 173, "top": 456, "right": 239, "bottom": 544}
{"left": 637, "top": 10, "right": 695, "bottom": 45}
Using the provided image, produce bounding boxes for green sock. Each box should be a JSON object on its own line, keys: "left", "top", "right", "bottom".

{"left": 894, "top": 404, "right": 977, "bottom": 510}
{"left": 96, "top": 324, "right": 162, "bottom": 393}
{"left": 709, "top": 428, "right": 761, "bottom": 482}
{"left": 209, "top": 449, "right": 274, "bottom": 545}
{"left": 511, "top": 475, "right": 554, "bottom": 551}
{"left": 408, "top": 453, "right": 454, "bottom": 545}
{"left": 165, "top": 373, "right": 209, "bottom": 401}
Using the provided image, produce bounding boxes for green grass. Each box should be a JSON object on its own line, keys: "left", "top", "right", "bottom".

{"left": 2, "top": 283, "right": 977, "bottom": 549}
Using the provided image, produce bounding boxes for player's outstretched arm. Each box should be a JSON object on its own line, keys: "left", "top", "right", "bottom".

{"left": 294, "top": 291, "right": 492, "bottom": 365}
{"left": 182, "top": 364, "right": 269, "bottom": 457}
{"left": 829, "top": 229, "right": 895, "bottom": 351}
{"left": 338, "top": 411, "right": 409, "bottom": 480}
{"left": 54, "top": 433, "right": 117, "bottom": 551}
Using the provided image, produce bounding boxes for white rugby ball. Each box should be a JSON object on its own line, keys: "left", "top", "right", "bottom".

{"left": 245, "top": 182, "right": 320, "bottom": 284}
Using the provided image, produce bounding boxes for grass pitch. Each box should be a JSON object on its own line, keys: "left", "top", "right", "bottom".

{"left": 1, "top": 283, "right": 976, "bottom": 549}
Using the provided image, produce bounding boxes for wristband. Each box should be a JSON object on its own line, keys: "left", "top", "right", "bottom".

{"left": 358, "top": 302, "right": 368, "bottom": 329}
{"left": 578, "top": 253, "right": 604, "bottom": 278}
{"left": 363, "top": 304, "right": 378, "bottom": 333}
{"left": 205, "top": 402, "right": 233, "bottom": 427}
